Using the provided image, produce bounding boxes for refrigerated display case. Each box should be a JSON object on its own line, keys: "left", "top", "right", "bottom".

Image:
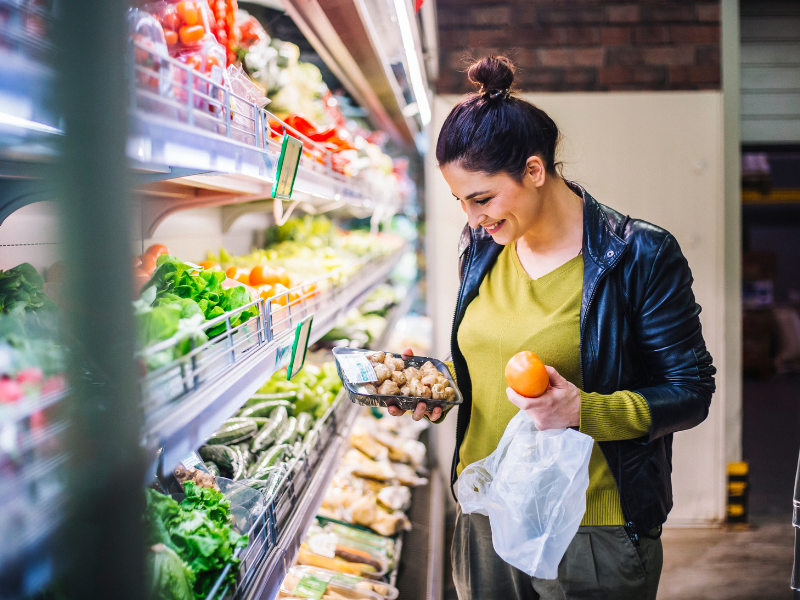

{"left": 0, "top": 1, "right": 438, "bottom": 598}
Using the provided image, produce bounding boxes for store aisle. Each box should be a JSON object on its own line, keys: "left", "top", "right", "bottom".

{"left": 658, "top": 516, "right": 793, "bottom": 599}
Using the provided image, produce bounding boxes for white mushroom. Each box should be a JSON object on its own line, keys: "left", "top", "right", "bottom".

{"left": 444, "top": 386, "right": 455, "bottom": 400}
{"left": 403, "top": 367, "right": 421, "bottom": 380}
{"left": 391, "top": 371, "right": 407, "bottom": 385}
{"left": 409, "top": 379, "right": 431, "bottom": 398}
{"left": 367, "top": 351, "right": 385, "bottom": 363}
{"left": 373, "top": 363, "right": 392, "bottom": 384}
{"left": 400, "top": 386, "right": 410, "bottom": 396}
{"left": 358, "top": 383, "right": 378, "bottom": 395}
{"left": 420, "top": 374, "right": 437, "bottom": 387}
{"left": 384, "top": 356, "right": 405, "bottom": 371}
{"left": 378, "top": 380, "right": 401, "bottom": 395}
{"left": 431, "top": 383, "right": 446, "bottom": 400}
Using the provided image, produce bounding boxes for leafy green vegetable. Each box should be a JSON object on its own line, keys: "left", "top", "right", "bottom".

{"left": 0, "top": 263, "right": 56, "bottom": 315}
{"left": 146, "top": 544, "right": 195, "bottom": 600}
{"left": 254, "top": 363, "right": 341, "bottom": 419}
{"left": 135, "top": 255, "right": 259, "bottom": 368}
{"left": 144, "top": 484, "right": 248, "bottom": 600}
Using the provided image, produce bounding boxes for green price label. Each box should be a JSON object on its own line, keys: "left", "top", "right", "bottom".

{"left": 272, "top": 133, "right": 303, "bottom": 200}
{"left": 287, "top": 315, "right": 313, "bottom": 380}
{"left": 293, "top": 574, "right": 329, "bottom": 599}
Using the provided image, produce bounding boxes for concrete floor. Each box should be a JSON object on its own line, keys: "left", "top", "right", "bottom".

{"left": 658, "top": 517, "right": 795, "bottom": 599}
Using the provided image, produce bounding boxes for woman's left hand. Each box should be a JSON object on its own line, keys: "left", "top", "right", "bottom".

{"left": 506, "top": 366, "right": 581, "bottom": 430}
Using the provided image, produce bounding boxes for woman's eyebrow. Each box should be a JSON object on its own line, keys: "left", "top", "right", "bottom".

{"left": 465, "top": 190, "right": 491, "bottom": 200}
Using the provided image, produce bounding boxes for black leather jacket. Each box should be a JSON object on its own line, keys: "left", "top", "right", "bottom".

{"left": 450, "top": 182, "right": 716, "bottom": 536}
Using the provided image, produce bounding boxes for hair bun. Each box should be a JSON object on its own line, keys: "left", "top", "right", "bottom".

{"left": 468, "top": 55, "right": 515, "bottom": 96}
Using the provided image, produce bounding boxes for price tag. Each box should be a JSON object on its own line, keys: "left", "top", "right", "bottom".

{"left": 293, "top": 573, "right": 330, "bottom": 599}
{"left": 336, "top": 353, "right": 377, "bottom": 384}
{"left": 287, "top": 315, "right": 314, "bottom": 380}
{"left": 272, "top": 133, "right": 303, "bottom": 200}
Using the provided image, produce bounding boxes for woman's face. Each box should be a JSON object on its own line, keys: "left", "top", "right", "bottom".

{"left": 440, "top": 161, "right": 544, "bottom": 246}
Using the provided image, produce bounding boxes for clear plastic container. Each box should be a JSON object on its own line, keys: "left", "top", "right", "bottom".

{"left": 144, "top": 0, "right": 216, "bottom": 52}
{"left": 281, "top": 566, "right": 399, "bottom": 600}
{"left": 128, "top": 8, "right": 174, "bottom": 98}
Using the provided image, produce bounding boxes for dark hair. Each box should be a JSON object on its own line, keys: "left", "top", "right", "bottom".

{"left": 435, "top": 55, "right": 561, "bottom": 179}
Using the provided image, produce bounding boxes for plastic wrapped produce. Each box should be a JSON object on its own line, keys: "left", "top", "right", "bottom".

{"left": 282, "top": 566, "right": 399, "bottom": 600}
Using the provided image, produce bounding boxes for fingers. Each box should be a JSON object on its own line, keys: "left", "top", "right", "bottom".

{"left": 386, "top": 405, "right": 406, "bottom": 417}
{"left": 412, "top": 401, "right": 427, "bottom": 421}
{"left": 401, "top": 347, "right": 415, "bottom": 359}
{"left": 545, "top": 365, "right": 564, "bottom": 386}
{"left": 429, "top": 406, "right": 443, "bottom": 422}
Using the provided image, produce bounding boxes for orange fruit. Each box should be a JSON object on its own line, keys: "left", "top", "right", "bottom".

{"left": 225, "top": 266, "right": 250, "bottom": 285}
{"left": 145, "top": 244, "right": 169, "bottom": 258}
{"left": 249, "top": 265, "right": 279, "bottom": 287}
{"left": 198, "top": 260, "right": 221, "bottom": 271}
{"left": 274, "top": 267, "right": 290, "bottom": 287}
{"left": 505, "top": 351, "right": 549, "bottom": 398}
{"left": 140, "top": 254, "right": 157, "bottom": 276}
{"left": 256, "top": 284, "right": 274, "bottom": 300}
{"left": 132, "top": 256, "right": 142, "bottom": 269}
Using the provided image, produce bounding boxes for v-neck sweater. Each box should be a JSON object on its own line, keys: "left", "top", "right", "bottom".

{"left": 454, "top": 243, "right": 651, "bottom": 526}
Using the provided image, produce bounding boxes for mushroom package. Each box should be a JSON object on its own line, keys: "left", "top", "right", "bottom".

{"left": 363, "top": 352, "right": 456, "bottom": 401}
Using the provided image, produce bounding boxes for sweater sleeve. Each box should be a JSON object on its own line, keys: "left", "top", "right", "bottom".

{"left": 579, "top": 390, "right": 651, "bottom": 441}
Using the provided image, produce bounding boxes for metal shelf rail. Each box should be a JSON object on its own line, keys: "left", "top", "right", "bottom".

{"left": 142, "top": 242, "right": 406, "bottom": 473}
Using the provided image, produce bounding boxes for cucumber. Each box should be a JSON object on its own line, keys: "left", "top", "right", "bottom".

{"left": 207, "top": 417, "right": 258, "bottom": 445}
{"left": 251, "top": 417, "right": 271, "bottom": 427}
{"left": 274, "top": 416, "right": 298, "bottom": 447}
{"left": 290, "top": 440, "right": 303, "bottom": 458}
{"left": 295, "top": 412, "right": 314, "bottom": 435}
{"left": 249, "top": 406, "right": 288, "bottom": 454}
{"left": 235, "top": 442, "right": 254, "bottom": 473}
{"left": 199, "top": 445, "right": 239, "bottom": 479}
{"left": 248, "top": 444, "right": 289, "bottom": 479}
{"left": 204, "top": 461, "right": 221, "bottom": 477}
{"left": 232, "top": 444, "right": 248, "bottom": 480}
{"left": 243, "top": 391, "right": 298, "bottom": 408}
{"left": 239, "top": 399, "right": 295, "bottom": 419}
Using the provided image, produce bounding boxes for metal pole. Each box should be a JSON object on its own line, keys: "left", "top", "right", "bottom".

{"left": 55, "top": 0, "right": 146, "bottom": 598}
{"left": 793, "top": 446, "right": 800, "bottom": 598}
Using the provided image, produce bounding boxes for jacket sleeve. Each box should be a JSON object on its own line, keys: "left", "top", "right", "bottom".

{"left": 629, "top": 233, "right": 716, "bottom": 441}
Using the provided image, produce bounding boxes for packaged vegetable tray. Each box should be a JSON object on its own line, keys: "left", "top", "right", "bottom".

{"left": 281, "top": 566, "right": 399, "bottom": 600}
{"left": 332, "top": 347, "right": 462, "bottom": 411}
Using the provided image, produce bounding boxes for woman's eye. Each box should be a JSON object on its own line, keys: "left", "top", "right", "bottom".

{"left": 475, "top": 197, "right": 492, "bottom": 206}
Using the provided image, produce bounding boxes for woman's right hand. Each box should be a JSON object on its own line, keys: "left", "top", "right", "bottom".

{"left": 385, "top": 348, "right": 444, "bottom": 422}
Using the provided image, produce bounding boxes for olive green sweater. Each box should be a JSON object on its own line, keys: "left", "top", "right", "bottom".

{"left": 453, "top": 244, "right": 651, "bottom": 526}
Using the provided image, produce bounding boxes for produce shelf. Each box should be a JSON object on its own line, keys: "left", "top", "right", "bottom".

{"left": 142, "top": 243, "right": 406, "bottom": 474}
{"left": 236, "top": 396, "right": 361, "bottom": 600}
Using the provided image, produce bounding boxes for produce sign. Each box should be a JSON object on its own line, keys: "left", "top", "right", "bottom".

{"left": 144, "top": 482, "right": 248, "bottom": 600}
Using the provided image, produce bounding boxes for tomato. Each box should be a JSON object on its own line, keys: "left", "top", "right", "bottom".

{"left": 204, "top": 54, "right": 220, "bottom": 72}
{"left": 274, "top": 266, "right": 291, "bottom": 287}
{"left": 271, "top": 283, "right": 289, "bottom": 306}
{"left": 226, "top": 266, "right": 250, "bottom": 285}
{"left": 140, "top": 254, "right": 157, "bottom": 276}
{"left": 256, "top": 284, "right": 274, "bottom": 300}
{"left": 16, "top": 367, "right": 43, "bottom": 386}
{"left": 164, "top": 29, "right": 178, "bottom": 45}
{"left": 179, "top": 24, "right": 205, "bottom": 44}
{"left": 0, "top": 377, "right": 23, "bottom": 403}
{"left": 176, "top": 1, "right": 199, "bottom": 26}
{"left": 163, "top": 12, "right": 181, "bottom": 31}
{"left": 145, "top": 243, "right": 169, "bottom": 258}
{"left": 132, "top": 255, "right": 142, "bottom": 268}
{"left": 505, "top": 351, "right": 549, "bottom": 398}
{"left": 198, "top": 260, "right": 221, "bottom": 271}
{"left": 216, "top": 29, "right": 227, "bottom": 46}
{"left": 249, "top": 265, "right": 277, "bottom": 286}
{"left": 185, "top": 54, "right": 203, "bottom": 71}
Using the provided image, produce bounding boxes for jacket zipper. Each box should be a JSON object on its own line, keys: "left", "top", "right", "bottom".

{"left": 580, "top": 251, "right": 639, "bottom": 546}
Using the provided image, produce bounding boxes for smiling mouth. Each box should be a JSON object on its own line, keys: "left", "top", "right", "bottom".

{"left": 483, "top": 220, "right": 506, "bottom": 234}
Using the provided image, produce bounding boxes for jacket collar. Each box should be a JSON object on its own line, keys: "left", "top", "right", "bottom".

{"left": 568, "top": 181, "right": 628, "bottom": 270}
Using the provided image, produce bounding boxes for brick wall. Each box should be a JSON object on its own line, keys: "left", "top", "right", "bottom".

{"left": 436, "top": 1, "right": 721, "bottom": 93}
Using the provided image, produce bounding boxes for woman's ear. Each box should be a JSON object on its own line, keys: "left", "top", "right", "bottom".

{"left": 525, "top": 156, "right": 546, "bottom": 188}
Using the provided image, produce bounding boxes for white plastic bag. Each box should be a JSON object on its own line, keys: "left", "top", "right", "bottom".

{"left": 457, "top": 410, "right": 594, "bottom": 579}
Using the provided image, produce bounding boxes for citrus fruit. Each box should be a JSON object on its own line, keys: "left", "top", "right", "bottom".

{"left": 198, "top": 260, "right": 221, "bottom": 271}
{"left": 144, "top": 244, "right": 169, "bottom": 258}
{"left": 139, "top": 254, "right": 157, "bottom": 276}
{"left": 505, "top": 351, "right": 549, "bottom": 398}
{"left": 226, "top": 266, "right": 250, "bottom": 285}
{"left": 249, "top": 264, "right": 278, "bottom": 286}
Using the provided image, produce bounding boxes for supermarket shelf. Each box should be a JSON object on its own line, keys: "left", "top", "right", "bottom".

{"left": 143, "top": 244, "right": 406, "bottom": 474}
{"left": 369, "top": 283, "right": 417, "bottom": 351}
{"left": 240, "top": 399, "right": 361, "bottom": 600}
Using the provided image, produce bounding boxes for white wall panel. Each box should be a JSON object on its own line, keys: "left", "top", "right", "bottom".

{"left": 427, "top": 91, "right": 728, "bottom": 525}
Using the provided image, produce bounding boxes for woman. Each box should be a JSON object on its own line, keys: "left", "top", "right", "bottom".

{"left": 387, "top": 56, "right": 716, "bottom": 599}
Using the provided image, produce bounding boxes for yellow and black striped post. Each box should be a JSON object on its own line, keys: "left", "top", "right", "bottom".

{"left": 727, "top": 462, "right": 749, "bottom": 525}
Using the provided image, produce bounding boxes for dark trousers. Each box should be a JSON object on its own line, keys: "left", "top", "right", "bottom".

{"left": 452, "top": 508, "right": 663, "bottom": 600}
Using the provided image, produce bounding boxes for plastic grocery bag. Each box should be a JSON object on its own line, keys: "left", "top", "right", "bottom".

{"left": 457, "top": 410, "right": 594, "bottom": 579}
